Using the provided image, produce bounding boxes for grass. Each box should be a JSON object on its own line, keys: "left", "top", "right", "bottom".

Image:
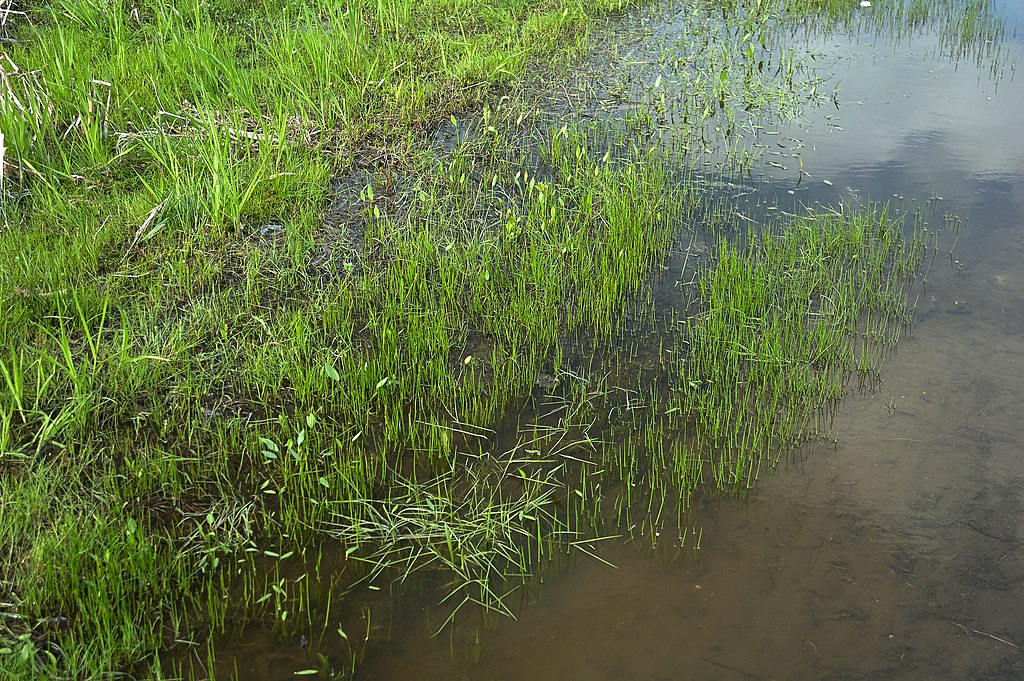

{"left": 671, "top": 206, "right": 924, "bottom": 489}
{"left": 781, "top": 0, "right": 1012, "bottom": 64}
{"left": 0, "top": 0, "right": 1011, "bottom": 677}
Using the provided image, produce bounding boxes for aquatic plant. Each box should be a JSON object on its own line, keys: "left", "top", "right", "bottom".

{"left": 0, "top": 0, "right": 1002, "bottom": 677}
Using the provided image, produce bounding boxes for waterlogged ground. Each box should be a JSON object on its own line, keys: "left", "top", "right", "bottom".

{"left": 351, "top": 6, "right": 1024, "bottom": 681}
{"left": 4, "top": 1, "right": 1020, "bottom": 678}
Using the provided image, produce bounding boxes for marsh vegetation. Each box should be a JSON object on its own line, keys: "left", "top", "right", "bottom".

{"left": 0, "top": 0, "right": 1011, "bottom": 677}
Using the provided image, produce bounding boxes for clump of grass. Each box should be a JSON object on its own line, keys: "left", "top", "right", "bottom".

{"left": 781, "top": 0, "right": 1011, "bottom": 65}
{"left": 322, "top": 464, "right": 566, "bottom": 631}
{"left": 548, "top": 0, "right": 837, "bottom": 172}
{"left": 669, "top": 205, "right": 923, "bottom": 490}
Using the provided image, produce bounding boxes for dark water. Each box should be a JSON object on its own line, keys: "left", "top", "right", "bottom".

{"left": 350, "top": 8, "right": 1024, "bottom": 681}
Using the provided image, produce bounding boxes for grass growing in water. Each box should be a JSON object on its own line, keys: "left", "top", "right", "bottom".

{"left": 0, "top": 0, "right": 1004, "bottom": 677}
{"left": 671, "top": 206, "right": 923, "bottom": 490}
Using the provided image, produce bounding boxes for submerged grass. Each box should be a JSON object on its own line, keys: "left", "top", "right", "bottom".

{"left": 0, "top": 0, "right": 1008, "bottom": 677}
{"left": 782, "top": 0, "right": 1013, "bottom": 66}
{"left": 672, "top": 206, "right": 923, "bottom": 489}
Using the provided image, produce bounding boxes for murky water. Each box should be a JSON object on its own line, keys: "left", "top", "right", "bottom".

{"left": 352, "top": 6, "right": 1024, "bottom": 681}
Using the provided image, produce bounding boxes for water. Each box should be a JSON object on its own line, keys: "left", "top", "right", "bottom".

{"left": 353, "top": 6, "right": 1024, "bottom": 681}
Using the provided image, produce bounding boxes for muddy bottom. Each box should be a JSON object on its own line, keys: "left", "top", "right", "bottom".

{"left": 352, "top": 10, "right": 1024, "bottom": 681}
{"left": 357, "top": 248, "right": 1024, "bottom": 681}
{"left": 361, "top": 299, "right": 1024, "bottom": 678}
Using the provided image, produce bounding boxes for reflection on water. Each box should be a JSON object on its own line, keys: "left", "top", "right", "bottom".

{"left": 355, "top": 8, "right": 1024, "bottom": 681}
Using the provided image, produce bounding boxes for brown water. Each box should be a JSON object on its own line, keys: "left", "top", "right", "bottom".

{"left": 351, "top": 8, "right": 1024, "bottom": 681}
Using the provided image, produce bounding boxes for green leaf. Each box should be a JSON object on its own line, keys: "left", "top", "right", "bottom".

{"left": 323, "top": 363, "right": 340, "bottom": 381}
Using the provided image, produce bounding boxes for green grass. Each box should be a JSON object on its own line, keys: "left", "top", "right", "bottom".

{"left": 670, "top": 206, "right": 923, "bottom": 489}
{"left": 781, "top": 0, "right": 1010, "bottom": 64}
{"left": 0, "top": 0, "right": 1009, "bottom": 677}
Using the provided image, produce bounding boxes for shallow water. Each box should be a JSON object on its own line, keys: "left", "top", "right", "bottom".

{"left": 352, "top": 8, "right": 1024, "bottom": 681}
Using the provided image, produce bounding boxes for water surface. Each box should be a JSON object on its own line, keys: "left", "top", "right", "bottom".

{"left": 355, "top": 7, "right": 1024, "bottom": 681}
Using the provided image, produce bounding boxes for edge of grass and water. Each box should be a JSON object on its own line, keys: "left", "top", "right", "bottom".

{"left": 0, "top": 0, "right": 1009, "bottom": 678}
